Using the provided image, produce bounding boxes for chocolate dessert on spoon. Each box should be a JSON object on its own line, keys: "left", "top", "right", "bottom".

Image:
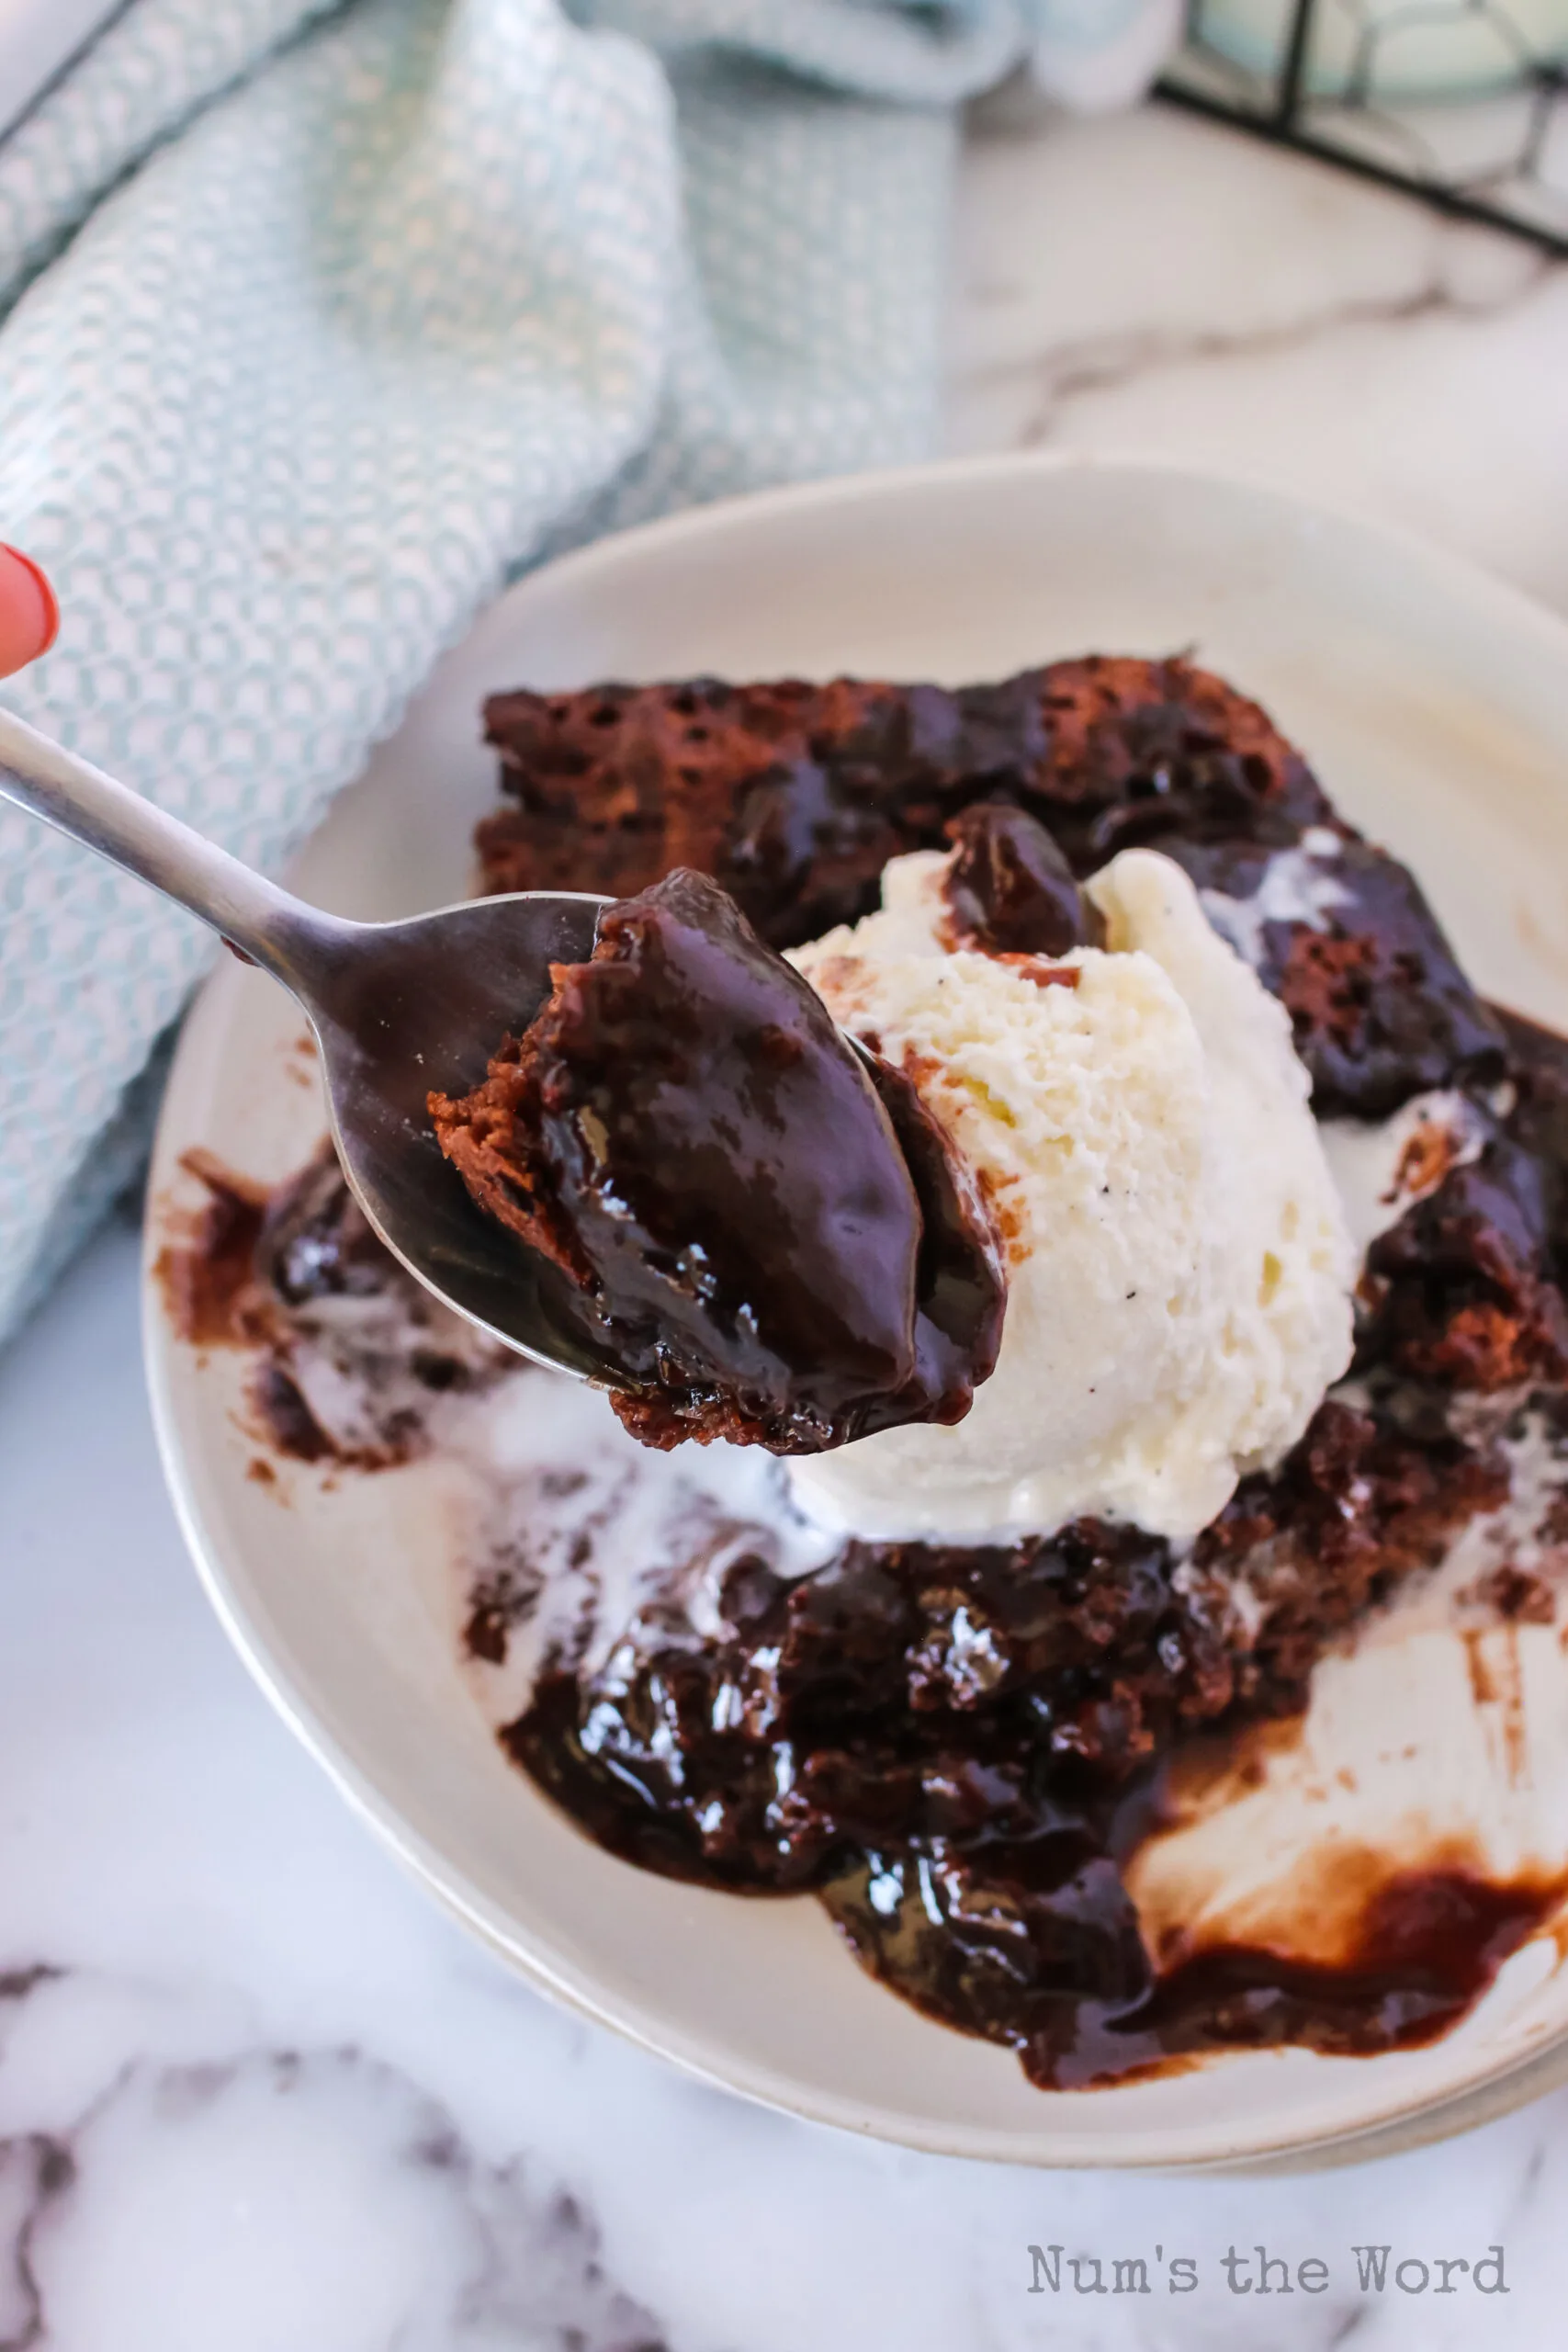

{"left": 0, "top": 707, "right": 1000, "bottom": 1446}
{"left": 428, "top": 865, "right": 1004, "bottom": 1453}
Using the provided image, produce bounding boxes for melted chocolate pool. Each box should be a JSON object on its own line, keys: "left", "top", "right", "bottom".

{"left": 498, "top": 1399, "right": 1542, "bottom": 2086}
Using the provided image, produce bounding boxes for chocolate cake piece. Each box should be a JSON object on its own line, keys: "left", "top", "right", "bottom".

{"left": 1252, "top": 841, "right": 1500, "bottom": 1120}
{"left": 1497, "top": 1006, "right": 1568, "bottom": 1280}
{"left": 429, "top": 868, "right": 1003, "bottom": 1453}
{"left": 1359, "top": 1138, "right": 1568, "bottom": 1391}
{"left": 477, "top": 672, "right": 1047, "bottom": 950}
{"left": 479, "top": 657, "right": 1501, "bottom": 1120}
{"left": 475, "top": 657, "right": 1326, "bottom": 951}
{"left": 1191, "top": 1397, "right": 1508, "bottom": 1697}
{"left": 1141, "top": 830, "right": 1505, "bottom": 1121}
{"left": 1016, "top": 652, "right": 1332, "bottom": 864}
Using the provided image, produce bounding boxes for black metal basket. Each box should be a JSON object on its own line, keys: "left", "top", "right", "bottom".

{"left": 1158, "top": 0, "right": 1568, "bottom": 255}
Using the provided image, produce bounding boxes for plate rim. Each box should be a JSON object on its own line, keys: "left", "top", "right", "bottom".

{"left": 141, "top": 446, "right": 1568, "bottom": 2171}
{"left": 492, "top": 441, "right": 1568, "bottom": 665}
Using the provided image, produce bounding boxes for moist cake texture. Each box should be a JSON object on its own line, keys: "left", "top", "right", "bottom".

{"left": 168, "top": 653, "right": 1568, "bottom": 2088}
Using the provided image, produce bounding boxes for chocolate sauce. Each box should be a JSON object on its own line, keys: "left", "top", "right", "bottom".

{"left": 161, "top": 1140, "right": 499, "bottom": 1466}
{"left": 254, "top": 1144, "right": 398, "bottom": 1310}
{"left": 251, "top": 1362, "right": 334, "bottom": 1463}
{"left": 152, "top": 1150, "right": 269, "bottom": 1347}
{"left": 1015, "top": 1867, "right": 1562, "bottom": 2089}
{"left": 498, "top": 1391, "right": 1525, "bottom": 2083}
{"left": 942, "top": 803, "right": 1104, "bottom": 956}
{"left": 429, "top": 868, "right": 1003, "bottom": 1453}
{"left": 505, "top": 1521, "right": 1225, "bottom": 1893}
{"left": 155, "top": 1154, "right": 342, "bottom": 1463}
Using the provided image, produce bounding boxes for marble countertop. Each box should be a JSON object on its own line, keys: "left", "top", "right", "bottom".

{"left": 7, "top": 94, "right": 1568, "bottom": 2352}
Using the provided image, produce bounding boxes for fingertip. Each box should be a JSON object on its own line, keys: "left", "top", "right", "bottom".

{"left": 0, "top": 543, "right": 60, "bottom": 674}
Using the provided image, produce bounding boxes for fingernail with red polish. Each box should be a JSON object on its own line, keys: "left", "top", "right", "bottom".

{"left": 0, "top": 543, "right": 60, "bottom": 656}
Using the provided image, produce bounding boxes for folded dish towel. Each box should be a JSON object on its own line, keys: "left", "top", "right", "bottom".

{"left": 0, "top": 0, "right": 1173, "bottom": 1347}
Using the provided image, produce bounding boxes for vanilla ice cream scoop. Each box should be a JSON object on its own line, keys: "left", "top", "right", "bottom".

{"left": 787, "top": 843, "right": 1355, "bottom": 1543}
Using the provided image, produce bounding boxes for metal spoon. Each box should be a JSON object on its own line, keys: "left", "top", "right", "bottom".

{"left": 0, "top": 705, "right": 629, "bottom": 1380}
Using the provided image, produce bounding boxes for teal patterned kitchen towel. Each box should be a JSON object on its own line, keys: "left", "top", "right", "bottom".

{"left": 0, "top": 0, "right": 1171, "bottom": 1344}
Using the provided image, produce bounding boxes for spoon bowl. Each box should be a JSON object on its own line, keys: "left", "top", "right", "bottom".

{"left": 291, "top": 888, "right": 624, "bottom": 1377}
{"left": 0, "top": 705, "right": 628, "bottom": 1379}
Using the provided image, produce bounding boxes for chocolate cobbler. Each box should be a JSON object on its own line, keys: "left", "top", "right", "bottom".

{"left": 164, "top": 655, "right": 1568, "bottom": 2089}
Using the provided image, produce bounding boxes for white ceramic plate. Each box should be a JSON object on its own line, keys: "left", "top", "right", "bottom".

{"left": 144, "top": 453, "right": 1568, "bottom": 2170}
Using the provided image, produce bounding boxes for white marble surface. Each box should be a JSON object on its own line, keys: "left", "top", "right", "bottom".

{"left": 951, "top": 93, "right": 1568, "bottom": 616}
{"left": 7, "top": 96, "right": 1568, "bottom": 2351}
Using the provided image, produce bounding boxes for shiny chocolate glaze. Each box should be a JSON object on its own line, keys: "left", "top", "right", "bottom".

{"left": 942, "top": 802, "right": 1105, "bottom": 957}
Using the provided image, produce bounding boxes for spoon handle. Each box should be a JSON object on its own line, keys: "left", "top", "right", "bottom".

{"left": 0, "top": 703, "right": 338, "bottom": 990}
